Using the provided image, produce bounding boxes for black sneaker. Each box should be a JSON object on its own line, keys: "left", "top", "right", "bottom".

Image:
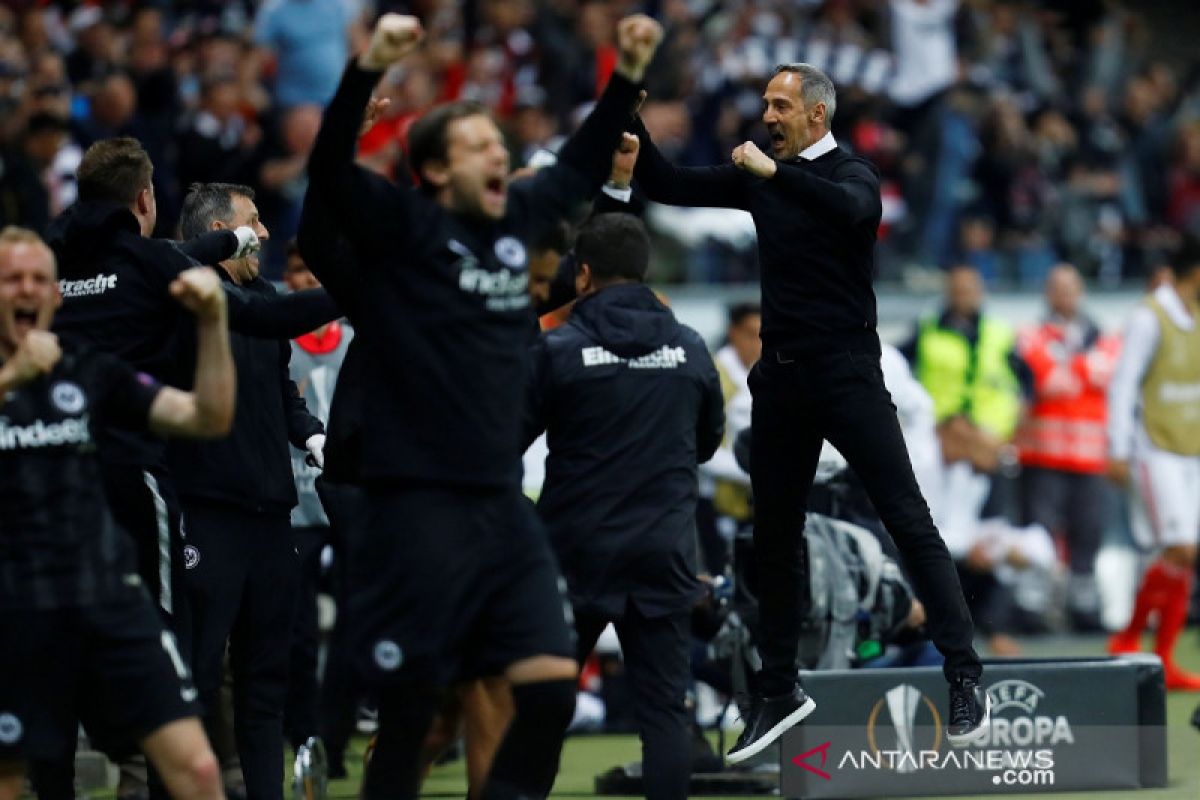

{"left": 946, "top": 678, "right": 991, "bottom": 747}
{"left": 726, "top": 686, "right": 817, "bottom": 765}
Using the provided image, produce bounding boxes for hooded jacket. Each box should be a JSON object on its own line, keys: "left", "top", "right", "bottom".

{"left": 525, "top": 283, "right": 724, "bottom": 618}
{"left": 48, "top": 200, "right": 338, "bottom": 467}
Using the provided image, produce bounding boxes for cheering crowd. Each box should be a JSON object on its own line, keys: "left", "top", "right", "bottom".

{"left": 3, "top": 2, "right": 1200, "bottom": 284}
{"left": 3, "top": 4, "right": 1200, "bottom": 800}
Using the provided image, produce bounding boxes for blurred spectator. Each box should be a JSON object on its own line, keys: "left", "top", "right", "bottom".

{"left": 74, "top": 71, "right": 137, "bottom": 147}
{"left": 0, "top": 1, "right": 1193, "bottom": 282}
{"left": 698, "top": 302, "right": 760, "bottom": 576}
{"left": 257, "top": 104, "right": 323, "bottom": 276}
{"left": 901, "top": 264, "right": 1027, "bottom": 444}
{"left": 176, "top": 73, "right": 261, "bottom": 191}
{"left": 1014, "top": 263, "right": 1121, "bottom": 631}
{"left": 253, "top": 0, "right": 363, "bottom": 108}
{"left": 1168, "top": 120, "right": 1200, "bottom": 238}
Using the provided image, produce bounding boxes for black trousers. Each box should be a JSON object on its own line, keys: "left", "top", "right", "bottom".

{"left": 749, "top": 348, "right": 981, "bottom": 696}
{"left": 575, "top": 604, "right": 691, "bottom": 800}
{"left": 183, "top": 500, "right": 298, "bottom": 800}
{"left": 284, "top": 525, "right": 327, "bottom": 750}
{"left": 1020, "top": 467, "right": 1108, "bottom": 577}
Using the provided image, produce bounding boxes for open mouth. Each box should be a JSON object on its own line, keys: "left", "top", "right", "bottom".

{"left": 485, "top": 176, "right": 506, "bottom": 198}
{"left": 13, "top": 309, "right": 38, "bottom": 329}
{"left": 769, "top": 130, "right": 786, "bottom": 150}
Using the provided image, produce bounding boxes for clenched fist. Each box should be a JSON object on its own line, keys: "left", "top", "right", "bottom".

{"left": 609, "top": 132, "right": 641, "bottom": 189}
{"left": 359, "top": 14, "right": 424, "bottom": 71}
{"left": 3, "top": 330, "right": 61, "bottom": 386}
{"left": 170, "top": 267, "right": 227, "bottom": 322}
{"left": 615, "top": 15, "right": 663, "bottom": 83}
{"left": 732, "top": 141, "right": 776, "bottom": 178}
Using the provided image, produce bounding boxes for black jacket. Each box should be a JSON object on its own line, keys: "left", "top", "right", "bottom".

{"left": 48, "top": 200, "right": 338, "bottom": 467}
{"left": 303, "top": 60, "right": 641, "bottom": 488}
{"left": 168, "top": 271, "right": 323, "bottom": 515}
{"left": 525, "top": 283, "right": 724, "bottom": 618}
{"left": 632, "top": 122, "right": 884, "bottom": 357}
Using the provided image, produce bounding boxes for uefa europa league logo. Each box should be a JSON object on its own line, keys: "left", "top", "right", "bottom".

{"left": 886, "top": 684, "right": 921, "bottom": 774}
{"left": 866, "top": 683, "right": 944, "bottom": 773}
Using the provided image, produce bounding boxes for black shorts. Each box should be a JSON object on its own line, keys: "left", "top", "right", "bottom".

{"left": 0, "top": 589, "right": 199, "bottom": 762}
{"left": 341, "top": 486, "right": 574, "bottom": 687}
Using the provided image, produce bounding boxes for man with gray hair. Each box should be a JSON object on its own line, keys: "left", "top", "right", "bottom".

{"left": 631, "top": 63, "right": 988, "bottom": 762}
{"left": 173, "top": 182, "right": 326, "bottom": 800}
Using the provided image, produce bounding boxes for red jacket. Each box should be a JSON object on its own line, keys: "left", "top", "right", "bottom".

{"left": 1015, "top": 317, "right": 1121, "bottom": 474}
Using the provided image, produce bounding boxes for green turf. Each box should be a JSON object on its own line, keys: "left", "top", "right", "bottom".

{"left": 81, "top": 636, "right": 1200, "bottom": 798}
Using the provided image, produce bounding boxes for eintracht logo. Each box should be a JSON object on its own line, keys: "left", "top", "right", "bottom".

{"left": 374, "top": 640, "right": 403, "bottom": 672}
{"left": 0, "top": 712, "right": 22, "bottom": 744}
{"left": 866, "top": 684, "right": 943, "bottom": 773}
{"left": 183, "top": 545, "right": 201, "bottom": 570}
{"left": 51, "top": 381, "right": 86, "bottom": 414}
{"left": 494, "top": 236, "right": 527, "bottom": 269}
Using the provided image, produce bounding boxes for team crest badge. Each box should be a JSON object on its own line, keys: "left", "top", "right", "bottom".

{"left": 494, "top": 236, "right": 527, "bottom": 269}
{"left": 373, "top": 639, "right": 404, "bottom": 671}
{"left": 0, "top": 713, "right": 22, "bottom": 744}
{"left": 50, "top": 381, "right": 86, "bottom": 414}
{"left": 183, "top": 545, "right": 201, "bottom": 570}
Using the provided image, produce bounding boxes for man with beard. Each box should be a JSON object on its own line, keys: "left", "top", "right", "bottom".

{"left": 301, "top": 12, "right": 661, "bottom": 798}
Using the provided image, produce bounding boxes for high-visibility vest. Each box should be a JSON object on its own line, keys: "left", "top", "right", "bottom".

{"left": 915, "top": 314, "right": 1021, "bottom": 440}
{"left": 1014, "top": 320, "right": 1120, "bottom": 474}
{"left": 1141, "top": 296, "right": 1200, "bottom": 455}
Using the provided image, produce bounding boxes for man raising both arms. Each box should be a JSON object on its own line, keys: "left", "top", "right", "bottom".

{"left": 630, "top": 63, "right": 988, "bottom": 762}
{"left": 302, "top": 12, "right": 661, "bottom": 800}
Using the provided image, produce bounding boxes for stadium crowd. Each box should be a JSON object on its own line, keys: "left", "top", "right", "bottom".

{"left": 1, "top": 2, "right": 1199, "bottom": 800}
{"left": 2, "top": 1, "right": 1200, "bottom": 282}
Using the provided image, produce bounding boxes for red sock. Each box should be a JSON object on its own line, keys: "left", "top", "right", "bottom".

{"left": 1123, "top": 560, "right": 1179, "bottom": 636}
{"left": 1155, "top": 567, "right": 1193, "bottom": 663}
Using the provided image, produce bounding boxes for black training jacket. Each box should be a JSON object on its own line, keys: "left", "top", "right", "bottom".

{"left": 525, "top": 283, "right": 725, "bottom": 618}
{"left": 48, "top": 200, "right": 339, "bottom": 467}
{"left": 168, "top": 271, "right": 324, "bottom": 515}
{"left": 302, "top": 60, "right": 641, "bottom": 488}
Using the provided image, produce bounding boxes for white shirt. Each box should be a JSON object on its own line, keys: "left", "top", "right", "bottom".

{"left": 1107, "top": 283, "right": 1195, "bottom": 460}
{"left": 888, "top": 0, "right": 958, "bottom": 107}
{"left": 798, "top": 131, "right": 838, "bottom": 161}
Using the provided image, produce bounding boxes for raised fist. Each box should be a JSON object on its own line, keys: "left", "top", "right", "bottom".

{"left": 359, "top": 14, "right": 425, "bottom": 71}
{"left": 615, "top": 15, "right": 663, "bottom": 83}
{"left": 609, "top": 132, "right": 641, "bottom": 189}
{"left": 170, "top": 267, "right": 227, "bottom": 322}
{"left": 6, "top": 330, "right": 61, "bottom": 385}
{"left": 732, "top": 140, "right": 776, "bottom": 178}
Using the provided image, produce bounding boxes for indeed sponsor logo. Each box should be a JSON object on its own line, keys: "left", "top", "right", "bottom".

{"left": 582, "top": 345, "right": 688, "bottom": 369}
{"left": 59, "top": 274, "right": 118, "bottom": 298}
{"left": 0, "top": 415, "right": 91, "bottom": 450}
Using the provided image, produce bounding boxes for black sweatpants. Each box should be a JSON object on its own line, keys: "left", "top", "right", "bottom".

{"left": 749, "top": 348, "right": 981, "bottom": 696}
{"left": 183, "top": 500, "right": 298, "bottom": 800}
{"left": 284, "top": 526, "right": 327, "bottom": 750}
{"left": 575, "top": 604, "right": 692, "bottom": 800}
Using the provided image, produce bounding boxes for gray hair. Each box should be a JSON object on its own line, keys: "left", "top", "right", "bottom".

{"left": 772, "top": 63, "right": 837, "bottom": 128}
{"left": 179, "top": 182, "right": 255, "bottom": 240}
